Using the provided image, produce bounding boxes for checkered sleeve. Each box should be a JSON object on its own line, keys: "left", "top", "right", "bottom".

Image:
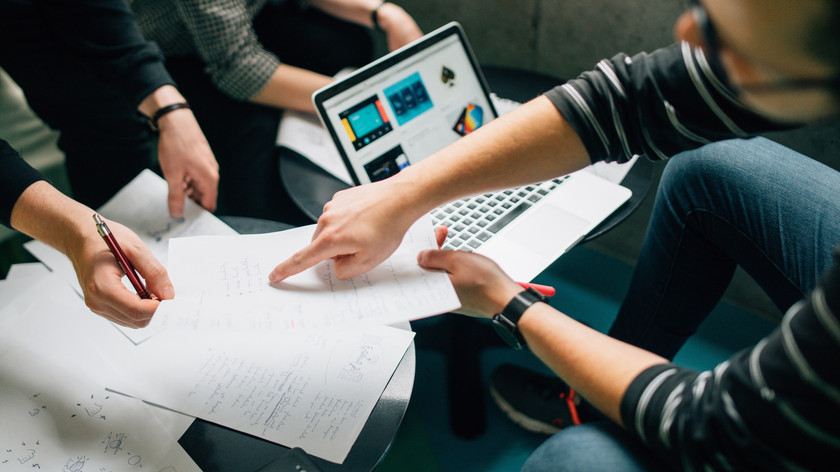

{"left": 174, "top": 0, "right": 281, "bottom": 100}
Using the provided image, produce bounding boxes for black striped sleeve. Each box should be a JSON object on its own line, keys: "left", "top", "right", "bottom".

{"left": 544, "top": 42, "right": 789, "bottom": 164}
{"left": 620, "top": 248, "right": 840, "bottom": 471}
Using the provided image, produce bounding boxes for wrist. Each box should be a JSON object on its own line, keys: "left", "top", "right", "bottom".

{"left": 493, "top": 288, "right": 548, "bottom": 349}
{"left": 137, "top": 85, "right": 185, "bottom": 118}
{"left": 372, "top": 2, "right": 406, "bottom": 33}
{"left": 148, "top": 102, "right": 192, "bottom": 132}
{"left": 492, "top": 282, "right": 527, "bottom": 316}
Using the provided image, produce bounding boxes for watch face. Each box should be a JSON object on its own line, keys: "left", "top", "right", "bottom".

{"left": 492, "top": 319, "right": 523, "bottom": 350}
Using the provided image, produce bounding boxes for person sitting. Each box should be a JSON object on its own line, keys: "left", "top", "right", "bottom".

{"left": 266, "top": 0, "right": 840, "bottom": 468}
{"left": 128, "top": 0, "right": 423, "bottom": 222}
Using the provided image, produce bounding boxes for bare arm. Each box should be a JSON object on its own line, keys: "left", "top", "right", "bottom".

{"left": 269, "top": 95, "right": 591, "bottom": 282}
{"left": 251, "top": 1, "right": 422, "bottom": 111}
{"left": 415, "top": 240, "right": 666, "bottom": 425}
{"left": 10, "top": 181, "right": 173, "bottom": 328}
{"left": 250, "top": 64, "right": 334, "bottom": 112}
{"left": 310, "top": 0, "right": 422, "bottom": 51}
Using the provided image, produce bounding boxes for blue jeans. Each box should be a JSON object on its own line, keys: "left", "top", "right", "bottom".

{"left": 522, "top": 422, "right": 670, "bottom": 472}
{"left": 611, "top": 136, "right": 840, "bottom": 359}
{"left": 525, "top": 137, "right": 840, "bottom": 471}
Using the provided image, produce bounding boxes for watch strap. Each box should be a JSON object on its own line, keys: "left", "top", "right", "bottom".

{"left": 493, "top": 287, "right": 546, "bottom": 349}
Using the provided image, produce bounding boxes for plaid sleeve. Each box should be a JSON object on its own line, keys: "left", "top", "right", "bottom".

{"left": 174, "top": 0, "right": 281, "bottom": 100}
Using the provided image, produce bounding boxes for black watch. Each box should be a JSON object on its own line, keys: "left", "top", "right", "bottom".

{"left": 492, "top": 288, "right": 546, "bottom": 350}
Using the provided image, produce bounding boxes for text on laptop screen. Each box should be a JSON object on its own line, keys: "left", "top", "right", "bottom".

{"left": 318, "top": 28, "right": 497, "bottom": 184}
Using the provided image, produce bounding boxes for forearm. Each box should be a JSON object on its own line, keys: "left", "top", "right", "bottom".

{"left": 518, "top": 303, "right": 667, "bottom": 426}
{"left": 10, "top": 181, "right": 91, "bottom": 259}
{"left": 309, "top": 0, "right": 391, "bottom": 27}
{"left": 388, "top": 95, "right": 592, "bottom": 220}
{"left": 250, "top": 65, "right": 333, "bottom": 112}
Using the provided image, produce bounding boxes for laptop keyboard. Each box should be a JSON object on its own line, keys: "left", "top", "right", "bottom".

{"left": 431, "top": 175, "right": 570, "bottom": 251}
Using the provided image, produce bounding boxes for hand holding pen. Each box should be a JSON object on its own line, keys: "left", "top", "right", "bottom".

{"left": 94, "top": 214, "right": 151, "bottom": 299}
{"left": 73, "top": 214, "right": 175, "bottom": 328}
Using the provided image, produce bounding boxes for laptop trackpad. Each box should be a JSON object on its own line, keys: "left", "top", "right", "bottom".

{"left": 503, "top": 203, "right": 591, "bottom": 255}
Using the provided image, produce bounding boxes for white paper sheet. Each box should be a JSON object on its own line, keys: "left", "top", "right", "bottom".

{"left": 0, "top": 263, "right": 49, "bottom": 312}
{"left": 150, "top": 214, "right": 459, "bottom": 333}
{"left": 110, "top": 325, "right": 414, "bottom": 464}
{"left": 23, "top": 169, "right": 237, "bottom": 343}
{"left": 0, "top": 275, "right": 198, "bottom": 471}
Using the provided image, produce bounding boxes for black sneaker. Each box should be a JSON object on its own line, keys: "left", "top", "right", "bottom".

{"left": 489, "top": 364, "right": 582, "bottom": 434}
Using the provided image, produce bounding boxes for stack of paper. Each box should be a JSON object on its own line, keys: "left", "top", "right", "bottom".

{"left": 12, "top": 169, "right": 460, "bottom": 464}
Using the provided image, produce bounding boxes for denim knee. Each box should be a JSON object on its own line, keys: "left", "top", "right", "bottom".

{"left": 521, "top": 422, "right": 669, "bottom": 472}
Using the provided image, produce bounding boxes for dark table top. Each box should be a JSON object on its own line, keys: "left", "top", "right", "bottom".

{"left": 278, "top": 65, "right": 653, "bottom": 244}
{"left": 178, "top": 216, "right": 416, "bottom": 472}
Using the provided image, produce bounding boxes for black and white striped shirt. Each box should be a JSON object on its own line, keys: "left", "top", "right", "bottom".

{"left": 545, "top": 43, "right": 840, "bottom": 470}
{"left": 621, "top": 253, "right": 840, "bottom": 470}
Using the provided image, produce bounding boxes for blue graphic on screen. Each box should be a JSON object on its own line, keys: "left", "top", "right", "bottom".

{"left": 384, "top": 72, "right": 433, "bottom": 125}
{"left": 350, "top": 103, "right": 385, "bottom": 137}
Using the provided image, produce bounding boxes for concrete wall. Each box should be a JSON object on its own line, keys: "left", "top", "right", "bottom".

{"left": 391, "top": 0, "right": 840, "bottom": 319}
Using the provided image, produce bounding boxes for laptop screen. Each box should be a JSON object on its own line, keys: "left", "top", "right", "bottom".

{"left": 314, "top": 22, "right": 498, "bottom": 185}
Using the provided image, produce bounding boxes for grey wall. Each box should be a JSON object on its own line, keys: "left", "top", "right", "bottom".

{"left": 391, "top": 0, "right": 840, "bottom": 319}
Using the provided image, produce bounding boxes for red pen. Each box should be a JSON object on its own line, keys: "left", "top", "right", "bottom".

{"left": 93, "top": 214, "right": 151, "bottom": 299}
{"left": 517, "top": 281, "right": 556, "bottom": 297}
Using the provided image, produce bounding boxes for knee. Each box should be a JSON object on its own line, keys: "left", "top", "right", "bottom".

{"left": 521, "top": 423, "right": 667, "bottom": 472}
{"left": 657, "top": 138, "right": 770, "bottom": 210}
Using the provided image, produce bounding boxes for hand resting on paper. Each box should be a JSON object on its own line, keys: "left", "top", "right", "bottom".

{"left": 269, "top": 177, "right": 425, "bottom": 283}
{"left": 416, "top": 225, "right": 522, "bottom": 318}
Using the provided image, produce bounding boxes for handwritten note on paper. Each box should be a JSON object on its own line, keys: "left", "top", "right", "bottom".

{"left": 151, "top": 214, "right": 459, "bottom": 333}
{"left": 111, "top": 326, "right": 414, "bottom": 464}
{"left": 0, "top": 276, "right": 200, "bottom": 472}
{"left": 23, "top": 169, "right": 237, "bottom": 343}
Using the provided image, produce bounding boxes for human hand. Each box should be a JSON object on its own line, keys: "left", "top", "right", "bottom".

{"left": 156, "top": 108, "right": 220, "bottom": 218}
{"left": 269, "top": 178, "right": 421, "bottom": 283}
{"left": 376, "top": 2, "right": 423, "bottom": 51}
{"left": 418, "top": 226, "right": 522, "bottom": 318}
{"left": 67, "top": 218, "right": 174, "bottom": 328}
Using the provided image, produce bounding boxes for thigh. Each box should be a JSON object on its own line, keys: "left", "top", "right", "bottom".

{"left": 611, "top": 137, "right": 840, "bottom": 357}
{"left": 521, "top": 422, "right": 671, "bottom": 472}
{"left": 661, "top": 137, "right": 840, "bottom": 307}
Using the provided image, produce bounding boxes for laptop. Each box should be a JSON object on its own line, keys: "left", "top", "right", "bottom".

{"left": 313, "top": 22, "right": 632, "bottom": 281}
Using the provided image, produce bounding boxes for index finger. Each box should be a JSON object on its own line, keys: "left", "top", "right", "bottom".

{"left": 268, "top": 239, "right": 337, "bottom": 283}
{"left": 167, "top": 173, "right": 186, "bottom": 218}
{"left": 188, "top": 170, "right": 219, "bottom": 212}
